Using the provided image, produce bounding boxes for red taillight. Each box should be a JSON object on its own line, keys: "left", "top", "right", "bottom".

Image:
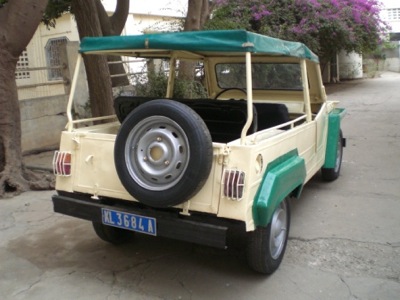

{"left": 223, "top": 170, "right": 245, "bottom": 200}
{"left": 53, "top": 151, "right": 71, "bottom": 176}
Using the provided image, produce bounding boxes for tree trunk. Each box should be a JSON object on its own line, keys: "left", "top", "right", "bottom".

{"left": 71, "top": 0, "right": 130, "bottom": 117}
{"left": 200, "top": 0, "right": 213, "bottom": 28}
{"left": 0, "top": 0, "right": 52, "bottom": 197}
{"left": 71, "top": 0, "right": 114, "bottom": 117}
{"left": 96, "top": 0, "right": 130, "bottom": 87}
{"left": 0, "top": 49, "right": 29, "bottom": 196}
{"left": 185, "top": 0, "right": 203, "bottom": 31}
{"left": 179, "top": 0, "right": 202, "bottom": 81}
{"left": 178, "top": 0, "right": 214, "bottom": 85}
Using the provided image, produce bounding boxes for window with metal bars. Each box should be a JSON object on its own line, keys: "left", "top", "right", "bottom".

{"left": 387, "top": 8, "right": 400, "bottom": 21}
{"left": 45, "top": 37, "right": 68, "bottom": 81}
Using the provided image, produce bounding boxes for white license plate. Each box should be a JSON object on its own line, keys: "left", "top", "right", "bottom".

{"left": 101, "top": 208, "right": 157, "bottom": 236}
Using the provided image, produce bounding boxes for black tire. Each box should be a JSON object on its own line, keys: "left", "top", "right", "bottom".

{"left": 247, "top": 198, "right": 290, "bottom": 274}
{"left": 114, "top": 99, "right": 213, "bottom": 208}
{"left": 92, "top": 222, "right": 133, "bottom": 245}
{"left": 321, "top": 130, "right": 344, "bottom": 181}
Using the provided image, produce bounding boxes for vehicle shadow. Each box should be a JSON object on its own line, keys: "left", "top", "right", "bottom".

{"left": 7, "top": 217, "right": 273, "bottom": 299}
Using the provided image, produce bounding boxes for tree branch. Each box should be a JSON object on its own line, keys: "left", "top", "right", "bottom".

{"left": 110, "top": 0, "right": 129, "bottom": 35}
{"left": 0, "top": 0, "right": 48, "bottom": 56}
{"left": 95, "top": 0, "right": 129, "bottom": 36}
{"left": 184, "top": 0, "right": 202, "bottom": 31}
{"left": 94, "top": 0, "right": 111, "bottom": 36}
{"left": 200, "top": 0, "right": 214, "bottom": 28}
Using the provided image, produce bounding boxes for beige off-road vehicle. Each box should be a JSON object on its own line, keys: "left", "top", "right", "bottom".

{"left": 52, "top": 30, "right": 346, "bottom": 274}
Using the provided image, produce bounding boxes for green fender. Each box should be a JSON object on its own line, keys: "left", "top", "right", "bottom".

{"left": 323, "top": 108, "right": 346, "bottom": 168}
{"left": 253, "top": 150, "right": 306, "bottom": 227}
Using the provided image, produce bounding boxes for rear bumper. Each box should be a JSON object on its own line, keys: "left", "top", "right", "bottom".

{"left": 52, "top": 192, "right": 229, "bottom": 249}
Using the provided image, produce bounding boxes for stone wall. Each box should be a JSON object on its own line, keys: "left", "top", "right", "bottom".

{"left": 385, "top": 57, "right": 400, "bottom": 72}
{"left": 20, "top": 95, "right": 68, "bottom": 153}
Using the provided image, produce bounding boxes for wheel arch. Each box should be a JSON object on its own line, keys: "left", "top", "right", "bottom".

{"left": 323, "top": 108, "right": 346, "bottom": 169}
{"left": 252, "top": 149, "right": 306, "bottom": 227}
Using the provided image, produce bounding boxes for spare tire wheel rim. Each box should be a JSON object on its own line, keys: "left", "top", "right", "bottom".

{"left": 124, "top": 115, "right": 190, "bottom": 191}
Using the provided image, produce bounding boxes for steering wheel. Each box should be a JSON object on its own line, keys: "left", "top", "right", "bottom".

{"left": 214, "top": 88, "right": 247, "bottom": 99}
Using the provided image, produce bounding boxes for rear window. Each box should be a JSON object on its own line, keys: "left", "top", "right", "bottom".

{"left": 216, "top": 63, "right": 302, "bottom": 90}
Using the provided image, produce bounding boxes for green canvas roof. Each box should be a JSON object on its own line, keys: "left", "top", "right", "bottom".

{"left": 79, "top": 30, "right": 319, "bottom": 63}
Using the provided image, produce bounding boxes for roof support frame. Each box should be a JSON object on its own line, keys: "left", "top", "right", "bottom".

{"left": 240, "top": 52, "right": 254, "bottom": 145}
{"left": 300, "top": 59, "right": 312, "bottom": 122}
{"left": 67, "top": 54, "right": 82, "bottom": 132}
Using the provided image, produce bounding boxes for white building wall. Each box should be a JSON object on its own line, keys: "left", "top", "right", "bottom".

{"left": 103, "top": 0, "right": 186, "bottom": 18}
{"left": 18, "top": 14, "right": 80, "bottom": 100}
{"left": 339, "top": 51, "right": 363, "bottom": 79}
{"left": 381, "top": 0, "right": 400, "bottom": 32}
{"left": 380, "top": 0, "right": 400, "bottom": 73}
{"left": 18, "top": 2, "right": 187, "bottom": 101}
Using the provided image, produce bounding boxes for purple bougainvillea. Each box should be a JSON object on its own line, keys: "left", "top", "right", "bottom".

{"left": 205, "top": 0, "right": 390, "bottom": 61}
{"left": 251, "top": 4, "right": 271, "bottom": 20}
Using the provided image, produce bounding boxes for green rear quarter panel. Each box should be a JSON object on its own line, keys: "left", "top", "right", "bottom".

{"left": 253, "top": 150, "right": 306, "bottom": 227}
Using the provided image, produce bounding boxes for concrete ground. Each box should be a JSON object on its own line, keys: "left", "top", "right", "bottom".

{"left": 2, "top": 72, "right": 400, "bottom": 299}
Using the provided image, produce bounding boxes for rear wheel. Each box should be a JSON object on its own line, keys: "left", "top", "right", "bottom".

{"left": 92, "top": 222, "right": 133, "bottom": 245}
{"left": 247, "top": 198, "right": 290, "bottom": 274}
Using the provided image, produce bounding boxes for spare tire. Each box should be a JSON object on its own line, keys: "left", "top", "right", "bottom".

{"left": 114, "top": 99, "right": 213, "bottom": 208}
